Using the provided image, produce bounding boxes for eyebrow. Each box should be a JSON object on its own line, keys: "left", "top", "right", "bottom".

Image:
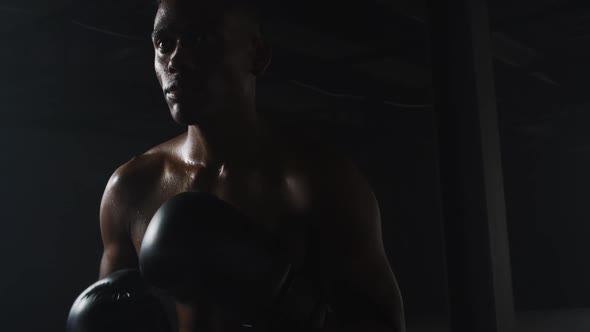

{"left": 152, "top": 21, "right": 185, "bottom": 39}
{"left": 151, "top": 27, "right": 169, "bottom": 40}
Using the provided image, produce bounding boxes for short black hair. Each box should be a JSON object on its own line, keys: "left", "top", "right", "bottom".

{"left": 155, "top": 0, "right": 263, "bottom": 20}
{"left": 155, "top": 0, "right": 265, "bottom": 35}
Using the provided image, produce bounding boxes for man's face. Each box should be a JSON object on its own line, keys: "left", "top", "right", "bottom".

{"left": 152, "top": 0, "right": 258, "bottom": 125}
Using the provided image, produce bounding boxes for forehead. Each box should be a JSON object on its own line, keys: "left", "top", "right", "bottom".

{"left": 154, "top": 0, "right": 238, "bottom": 31}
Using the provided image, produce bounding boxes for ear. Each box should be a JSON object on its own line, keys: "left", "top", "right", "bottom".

{"left": 251, "top": 37, "right": 272, "bottom": 76}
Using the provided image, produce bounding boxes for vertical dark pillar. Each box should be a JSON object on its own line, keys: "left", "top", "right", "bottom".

{"left": 426, "top": 1, "right": 514, "bottom": 332}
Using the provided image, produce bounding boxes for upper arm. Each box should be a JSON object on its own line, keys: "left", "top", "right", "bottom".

{"left": 98, "top": 164, "right": 139, "bottom": 279}
{"left": 309, "top": 158, "right": 405, "bottom": 330}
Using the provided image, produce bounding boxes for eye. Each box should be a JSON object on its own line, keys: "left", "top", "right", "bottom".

{"left": 156, "top": 38, "right": 175, "bottom": 54}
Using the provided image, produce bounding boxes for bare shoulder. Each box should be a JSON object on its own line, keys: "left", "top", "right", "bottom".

{"left": 101, "top": 134, "right": 184, "bottom": 214}
{"left": 103, "top": 155, "right": 161, "bottom": 204}
{"left": 98, "top": 137, "right": 182, "bottom": 277}
{"left": 281, "top": 137, "right": 376, "bottom": 212}
{"left": 275, "top": 134, "right": 405, "bottom": 331}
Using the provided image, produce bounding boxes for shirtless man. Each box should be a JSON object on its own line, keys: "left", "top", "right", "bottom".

{"left": 98, "top": 0, "right": 405, "bottom": 331}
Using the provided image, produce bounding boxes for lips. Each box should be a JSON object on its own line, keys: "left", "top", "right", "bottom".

{"left": 164, "top": 78, "right": 206, "bottom": 103}
{"left": 165, "top": 81, "right": 182, "bottom": 101}
{"left": 165, "top": 81, "right": 179, "bottom": 93}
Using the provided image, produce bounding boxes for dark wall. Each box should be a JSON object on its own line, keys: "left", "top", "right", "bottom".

{"left": 499, "top": 96, "right": 590, "bottom": 310}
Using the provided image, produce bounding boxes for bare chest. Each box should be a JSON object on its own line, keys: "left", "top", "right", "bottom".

{"left": 128, "top": 169, "right": 310, "bottom": 267}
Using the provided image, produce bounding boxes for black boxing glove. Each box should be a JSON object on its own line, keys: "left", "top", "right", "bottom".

{"left": 66, "top": 269, "right": 171, "bottom": 332}
{"left": 139, "top": 191, "right": 291, "bottom": 328}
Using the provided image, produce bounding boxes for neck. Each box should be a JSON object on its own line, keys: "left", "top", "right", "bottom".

{"left": 180, "top": 102, "right": 267, "bottom": 171}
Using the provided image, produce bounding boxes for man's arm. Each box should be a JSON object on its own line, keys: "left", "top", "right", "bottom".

{"left": 98, "top": 165, "right": 139, "bottom": 279}
{"left": 309, "top": 158, "right": 406, "bottom": 332}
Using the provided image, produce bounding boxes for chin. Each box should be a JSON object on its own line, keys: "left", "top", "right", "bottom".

{"left": 169, "top": 103, "right": 209, "bottom": 126}
{"left": 170, "top": 108, "right": 196, "bottom": 126}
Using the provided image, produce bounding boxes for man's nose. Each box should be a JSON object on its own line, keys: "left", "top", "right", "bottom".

{"left": 168, "top": 40, "right": 197, "bottom": 73}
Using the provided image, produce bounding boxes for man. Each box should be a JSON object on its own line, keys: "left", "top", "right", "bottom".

{"left": 98, "top": 0, "right": 405, "bottom": 331}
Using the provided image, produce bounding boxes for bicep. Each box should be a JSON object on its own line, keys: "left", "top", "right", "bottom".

{"left": 328, "top": 250, "right": 405, "bottom": 329}
{"left": 98, "top": 175, "right": 138, "bottom": 279}
{"left": 99, "top": 239, "right": 138, "bottom": 279}
{"left": 320, "top": 210, "right": 404, "bottom": 329}
{"left": 311, "top": 162, "right": 404, "bottom": 329}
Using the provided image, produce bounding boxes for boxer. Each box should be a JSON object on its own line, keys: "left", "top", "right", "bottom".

{"left": 98, "top": 0, "right": 405, "bottom": 331}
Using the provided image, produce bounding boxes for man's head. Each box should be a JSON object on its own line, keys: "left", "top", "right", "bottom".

{"left": 152, "top": 0, "right": 271, "bottom": 125}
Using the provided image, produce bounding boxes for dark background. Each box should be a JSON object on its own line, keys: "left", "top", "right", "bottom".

{"left": 2, "top": 0, "right": 590, "bottom": 331}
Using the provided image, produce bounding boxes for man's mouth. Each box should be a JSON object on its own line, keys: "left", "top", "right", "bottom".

{"left": 164, "top": 79, "right": 206, "bottom": 102}
{"left": 165, "top": 82, "right": 182, "bottom": 100}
